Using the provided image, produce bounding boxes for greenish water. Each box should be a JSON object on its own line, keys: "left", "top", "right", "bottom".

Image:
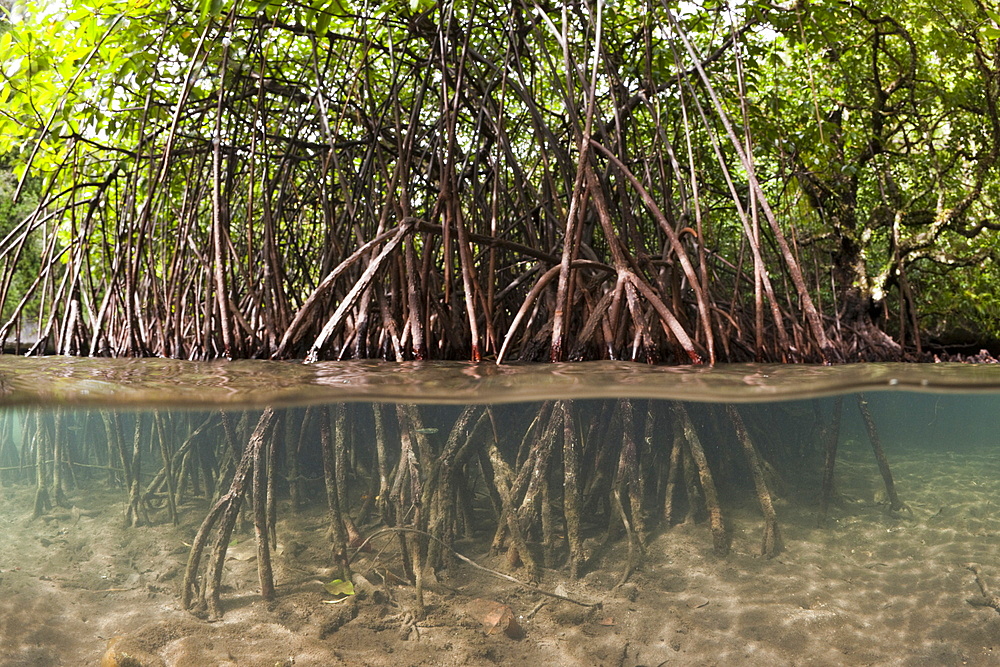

{"left": 1, "top": 360, "right": 999, "bottom": 665}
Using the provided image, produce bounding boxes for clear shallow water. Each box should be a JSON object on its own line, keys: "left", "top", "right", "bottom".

{"left": 1, "top": 360, "right": 999, "bottom": 665}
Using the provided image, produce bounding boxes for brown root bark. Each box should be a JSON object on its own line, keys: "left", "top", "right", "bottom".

{"left": 561, "top": 401, "right": 585, "bottom": 578}
{"left": 321, "top": 406, "right": 352, "bottom": 583}
{"left": 662, "top": 416, "right": 684, "bottom": 525}
{"left": 485, "top": 427, "right": 539, "bottom": 582}
{"left": 857, "top": 394, "right": 908, "bottom": 513}
{"left": 674, "top": 403, "right": 729, "bottom": 555}
{"left": 182, "top": 408, "right": 276, "bottom": 619}
{"left": 726, "top": 405, "right": 782, "bottom": 558}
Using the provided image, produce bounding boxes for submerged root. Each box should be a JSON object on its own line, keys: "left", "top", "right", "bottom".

{"left": 858, "top": 394, "right": 909, "bottom": 514}
{"left": 32, "top": 486, "right": 51, "bottom": 519}
{"left": 966, "top": 564, "right": 1000, "bottom": 614}
{"left": 561, "top": 400, "right": 585, "bottom": 578}
{"left": 182, "top": 408, "right": 276, "bottom": 619}
{"left": 352, "top": 527, "right": 601, "bottom": 609}
{"left": 11, "top": 395, "right": 917, "bottom": 622}
{"left": 726, "top": 405, "right": 782, "bottom": 558}
{"left": 674, "top": 403, "right": 729, "bottom": 556}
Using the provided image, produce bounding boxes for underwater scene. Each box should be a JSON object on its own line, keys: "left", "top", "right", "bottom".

{"left": 1, "top": 359, "right": 1000, "bottom": 666}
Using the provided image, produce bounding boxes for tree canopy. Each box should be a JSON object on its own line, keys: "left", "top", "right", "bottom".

{"left": 0, "top": 0, "right": 998, "bottom": 362}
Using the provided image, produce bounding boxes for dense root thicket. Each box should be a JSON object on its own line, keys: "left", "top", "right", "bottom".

{"left": 0, "top": 397, "right": 907, "bottom": 619}
{"left": 6, "top": 1, "right": 991, "bottom": 364}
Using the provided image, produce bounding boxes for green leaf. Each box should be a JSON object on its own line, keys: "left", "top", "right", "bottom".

{"left": 324, "top": 578, "right": 355, "bottom": 596}
{"left": 199, "top": 0, "right": 222, "bottom": 24}
{"left": 316, "top": 12, "right": 332, "bottom": 36}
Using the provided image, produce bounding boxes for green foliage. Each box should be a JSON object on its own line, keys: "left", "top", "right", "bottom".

{"left": 734, "top": 0, "right": 1000, "bottom": 342}
{"left": 0, "top": 163, "right": 41, "bottom": 321}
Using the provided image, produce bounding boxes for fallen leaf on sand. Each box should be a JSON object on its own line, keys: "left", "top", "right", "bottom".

{"left": 324, "top": 579, "right": 356, "bottom": 597}
{"left": 598, "top": 617, "right": 615, "bottom": 626}
{"left": 686, "top": 595, "right": 710, "bottom": 609}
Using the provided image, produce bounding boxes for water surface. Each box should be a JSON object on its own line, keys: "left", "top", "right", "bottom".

{"left": 1, "top": 358, "right": 999, "bottom": 407}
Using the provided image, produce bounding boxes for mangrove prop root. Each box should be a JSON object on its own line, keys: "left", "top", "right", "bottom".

{"left": 611, "top": 484, "right": 638, "bottom": 587}
{"left": 561, "top": 401, "right": 584, "bottom": 578}
{"left": 411, "top": 529, "right": 426, "bottom": 620}
{"left": 422, "top": 405, "right": 481, "bottom": 571}
{"left": 966, "top": 564, "right": 1000, "bottom": 613}
{"left": 486, "top": 438, "right": 539, "bottom": 581}
{"left": 181, "top": 498, "right": 228, "bottom": 610}
{"left": 371, "top": 403, "right": 392, "bottom": 525}
{"left": 612, "top": 399, "right": 645, "bottom": 586}
{"left": 334, "top": 404, "right": 361, "bottom": 545}
{"left": 404, "top": 408, "right": 430, "bottom": 620}
{"left": 393, "top": 405, "right": 423, "bottom": 530}
{"left": 639, "top": 401, "right": 654, "bottom": 524}
{"left": 857, "top": 394, "right": 907, "bottom": 513}
{"left": 183, "top": 408, "right": 275, "bottom": 619}
{"left": 818, "top": 397, "right": 843, "bottom": 523}
{"left": 580, "top": 403, "right": 616, "bottom": 517}
{"left": 540, "top": 478, "right": 556, "bottom": 569}
{"left": 353, "top": 527, "right": 601, "bottom": 609}
{"left": 152, "top": 412, "right": 178, "bottom": 525}
{"left": 681, "top": 443, "right": 703, "bottom": 524}
{"left": 674, "top": 403, "right": 729, "bottom": 555}
{"left": 321, "top": 406, "right": 352, "bottom": 582}
{"left": 620, "top": 399, "right": 646, "bottom": 544}
{"left": 448, "top": 408, "right": 492, "bottom": 548}
{"left": 662, "top": 418, "right": 684, "bottom": 525}
{"left": 128, "top": 414, "right": 149, "bottom": 527}
{"left": 266, "top": 411, "right": 281, "bottom": 547}
{"left": 517, "top": 401, "right": 560, "bottom": 529}
{"left": 726, "top": 405, "right": 782, "bottom": 558}
{"left": 32, "top": 410, "right": 51, "bottom": 518}
{"left": 101, "top": 410, "right": 132, "bottom": 497}
{"left": 253, "top": 409, "right": 280, "bottom": 601}
{"left": 52, "top": 409, "right": 67, "bottom": 507}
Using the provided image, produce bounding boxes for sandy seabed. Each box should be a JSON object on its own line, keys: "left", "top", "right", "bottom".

{"left": 2, "top": 438, "right": 1000, "bottom": 667}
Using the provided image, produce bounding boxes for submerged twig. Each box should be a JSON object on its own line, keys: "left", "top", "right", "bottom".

{"left": 351, "top": 527, "right": 602, "bottom": 609}
{"left": 966, "top": 564, "right": 1000, "bottom": 614}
